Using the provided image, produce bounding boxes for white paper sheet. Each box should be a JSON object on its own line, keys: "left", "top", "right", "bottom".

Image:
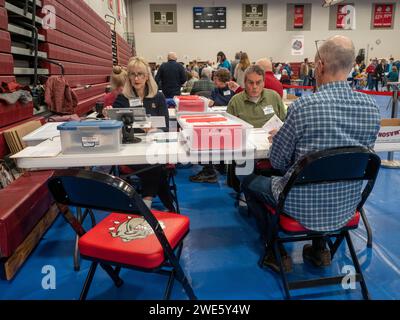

{"left": 262, "top": 115, "right": 284, "bottom": 133}
{"left": 149, "top": 116, "right": 166, "bottom": 128}
{"left": 11, "top": 137, "right": 62, "bottom": 158}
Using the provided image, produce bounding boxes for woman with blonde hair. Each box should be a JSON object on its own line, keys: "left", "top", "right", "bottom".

{"left": 111, "top": 57, "right": 173, "bottom": 211}
{"left": 104, "top": 65, "right": 128, "bottom": 107}
{"left": 234, "top": 52, "right": 250, "bottom": 87}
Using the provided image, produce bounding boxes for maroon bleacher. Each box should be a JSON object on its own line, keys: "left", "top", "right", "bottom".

{"left": 0, "top": 6, "right": 14, "bottom": 87}
{"left": 63, "top": 75, "right": 109, "bottom": 88}
{"left": 39, "top": 0, "right": 113, "bottom": 116}
{"left": 116, "top": 33, "right": 133, "bottom": 67}
{"left": 73, "top": 83, "right": 109, "bottom": 101}
{"left": 0, "top": 101, "right": 34, "bottom": 128}
{"left": 0, "top": 54, "right": 14, "bottom": 75}
{"left": 0, "top": 30, "right": 11, "bottom": 53}
{"left": 0, "top": 171, "right": 54, "bottom": 258}
{"left": 0, "top": 8, "right": 7, "bottom": 30}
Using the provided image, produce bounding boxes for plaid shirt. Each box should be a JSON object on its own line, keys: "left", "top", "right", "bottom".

{"left": 190, "top": 78, "right": 215, "bottom": 95}
{"left": 270, "top": 81, "right": 381, "bottom": 231}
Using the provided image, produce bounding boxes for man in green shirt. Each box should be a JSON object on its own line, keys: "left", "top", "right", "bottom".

{"left": 227, "top": 65, "right": 287, "bottom": 127}
{"left": 226, "top": 65, "right": 287, "bottom": 207}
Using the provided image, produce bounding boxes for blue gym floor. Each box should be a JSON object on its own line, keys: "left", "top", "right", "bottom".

{"left": 0, "top": 95, "right": 399, "bottom": 300}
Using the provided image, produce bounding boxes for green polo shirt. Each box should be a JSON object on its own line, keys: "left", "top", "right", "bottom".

{"left": 227, "top": 89, "right": 287, "bottom": 128}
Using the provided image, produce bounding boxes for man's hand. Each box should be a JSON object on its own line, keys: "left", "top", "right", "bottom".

{"left": 227, "top": 81, "right": 240, "bottom": 92}
{"left": 268, "top": 129, "right": 279, "bottom": 143}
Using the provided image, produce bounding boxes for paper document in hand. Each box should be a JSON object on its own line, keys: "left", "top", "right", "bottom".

{"left": 262, "top": 115, "right": 284, "bottom": 133}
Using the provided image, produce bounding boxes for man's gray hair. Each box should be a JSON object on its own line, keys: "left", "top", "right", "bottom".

{"left": 244, "top": 64, "right": 265, "bottom": 82}
{"left": 319, "top": 36, "right": 355, "bottom": 75}
{"left": 201, "top": 67, "right": 212, "bottom": 79}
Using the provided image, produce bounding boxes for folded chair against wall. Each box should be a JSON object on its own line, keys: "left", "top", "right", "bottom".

{"left": 47, "top": 169, "right": 196, "bottom": 300}
{"left": 261, "top": 146, "right": 380, "bottom": 300}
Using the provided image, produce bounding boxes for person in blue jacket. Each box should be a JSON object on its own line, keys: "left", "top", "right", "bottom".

{"left": 217, "top": 51, "right": 231, "bottom": 73}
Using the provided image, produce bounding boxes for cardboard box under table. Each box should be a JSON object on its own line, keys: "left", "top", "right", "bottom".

{"left": 177, "top": 112, "right": 253, "bottom": 151}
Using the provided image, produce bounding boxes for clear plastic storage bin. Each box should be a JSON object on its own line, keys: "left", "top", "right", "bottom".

{"left": 57, "top": 120, "right": 123, "bottom": 154}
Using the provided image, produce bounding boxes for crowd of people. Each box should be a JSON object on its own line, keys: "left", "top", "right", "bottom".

{"left": 102, "top": 36, "right": 390, "bottom": 273}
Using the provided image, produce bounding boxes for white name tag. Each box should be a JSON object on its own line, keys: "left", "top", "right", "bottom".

{"left": 223, "top": 90, "right": 231, "bottom": 96}
{"left": 129, "top": 98, "right": 142, "bottom": 107}
{"left": 262, "top": 105, "right": 274, "bottom": 116}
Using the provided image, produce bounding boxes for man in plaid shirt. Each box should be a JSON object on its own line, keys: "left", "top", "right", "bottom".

{"left": 242, "top": 35, "right": 381, "bottom": 273}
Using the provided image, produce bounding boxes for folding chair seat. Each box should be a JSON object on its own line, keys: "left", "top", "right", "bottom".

{"left": 79, "top": 211, "right": 188, "bottom": 269}
{"left": 259, "top": 146, "right": 380, "bottom": 300}
{"left": 47, "top": 169, "right": 196, "bottom": 300}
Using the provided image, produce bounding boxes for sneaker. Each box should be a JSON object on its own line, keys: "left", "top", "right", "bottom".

{"left": 302, "top": 244, "right": 331, "bottom": 267}
{"left": 238, "top": 193, "right": 247, "bottom": 208}
{"left": 189, "top": 170, "right": 218, "bottom": 183}
{"left": 261, "top": 249, "right": 293, "bottom": 273}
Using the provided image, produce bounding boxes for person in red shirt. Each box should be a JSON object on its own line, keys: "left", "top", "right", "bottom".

{"left": 227, "top": 58, "right": 284, "bottom": 98}
{"left": 104, "top": 66, "right": 128, "bottom": 107}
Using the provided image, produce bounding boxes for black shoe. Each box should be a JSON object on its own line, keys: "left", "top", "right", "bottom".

{"left": 189, "top": 170, "right": 218, "bottom": 183}
{"left": 302, "top": 244, "right": 331, "bottom": 267}
{"left": 261, "top": 248, "right": 293, "bottom": 273}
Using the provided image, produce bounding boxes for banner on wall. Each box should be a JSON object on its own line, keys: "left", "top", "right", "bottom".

{"left": 373, "top": 4, "right": 394, "bottom": 28}
{"left": 291, "top": 35, "right": 304, "bottom": 56}
{"left": 336, "top": 4, "right": 356, "bottom": 30}
{"left": 336, "top": 4, "right": 347, "bottom": 28}
{"left": 293, "top": 5, "right": 304, "bottom": 28}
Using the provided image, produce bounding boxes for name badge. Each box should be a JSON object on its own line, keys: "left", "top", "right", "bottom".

{"left": 262, "top": 105, "right": 274, "bottom": 116}
{"left": 223, "top": 90, "right": 231, "bottom": 96}
{"left": 129, "top": 98, "right": 142, "bottom": 107}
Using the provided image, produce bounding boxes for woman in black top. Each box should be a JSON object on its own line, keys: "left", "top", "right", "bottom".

{"left": 111, "top": 57, "right": 174, "bottom": 211}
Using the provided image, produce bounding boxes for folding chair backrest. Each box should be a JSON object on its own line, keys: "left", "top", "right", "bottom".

{"left": 48, "top": 169, "right": 138, "bottom": 214}
{"left": 279, "top": 146, "right": 381, "bottom": 212}
{"left": 291, "top": 147, "right": 380, "bottom": 185}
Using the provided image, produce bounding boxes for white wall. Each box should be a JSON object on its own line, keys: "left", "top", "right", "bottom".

{"left": 84, "top": 0, "right": 128, "bottom": 37}
{"left": 128, "top": 0, "right": 400, "bottom": 63}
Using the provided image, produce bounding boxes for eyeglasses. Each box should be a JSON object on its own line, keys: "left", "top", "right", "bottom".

{"left": 315, "top": 40, "right": 325, "bottom": 63}
{"left": 128, "top": 72, "right": 146, "bottom": 79}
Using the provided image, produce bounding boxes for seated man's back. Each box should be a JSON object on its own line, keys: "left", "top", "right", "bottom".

{"left": 270, "top": 72, "right": 380, "bottom": 231}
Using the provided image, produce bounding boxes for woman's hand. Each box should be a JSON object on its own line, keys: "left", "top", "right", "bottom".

{"left": 227, "top": 81, "right": 240, "bottom": 92}
{"left": 103, "top": 105, "right": 113, "bottom": 118}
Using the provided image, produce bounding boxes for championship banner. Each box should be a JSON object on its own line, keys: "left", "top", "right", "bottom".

{"left": 294, "top": 5, "right": 304, "bottom": 28}
{"left": 336, "top": 4, "right": 346, "bottom": 28}
{"left": 374, "top": 4, "right": 394, "bottom": 28}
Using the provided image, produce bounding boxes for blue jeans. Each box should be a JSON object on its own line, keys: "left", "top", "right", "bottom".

{"left": 242, "top": 174, "right": 279, "bottom": 245}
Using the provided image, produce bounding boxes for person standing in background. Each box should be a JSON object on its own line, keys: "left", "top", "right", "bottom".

{"left": 231, "top": 52, "right": 242, "bottom": 79}
{"left": 234, "top": 52, "right": 250, "bottom": 88}
{"left": 217, "top": 51, "right": 232, "bottom": 73}
{"left": 155, "top": 52, "right": 187, "bottom": 98}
